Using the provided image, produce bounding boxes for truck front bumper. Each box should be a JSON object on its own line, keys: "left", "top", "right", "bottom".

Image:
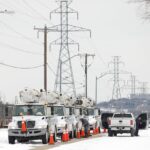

{"left": 8, "top": 128, "right": 47, "bottom": 138}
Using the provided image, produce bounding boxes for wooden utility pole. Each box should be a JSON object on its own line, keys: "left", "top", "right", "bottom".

{"left": 34, "top": 25, "right": 49, "bottom": 91}
{"left": 80, "top": 53, "right": 95, "bottom": 98}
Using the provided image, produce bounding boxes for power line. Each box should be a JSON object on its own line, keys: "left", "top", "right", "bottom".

{"left": 47, "top": 63, "right": 56, "bottom": 76}
{"left": 37, "top": 0, "right": 50, "bottom": 10}
{"left": 22, "top": 0, "right": 49, "bottom": 22}
{"left": 0, "top": 63, "right": 43, "bottom": 69}
{"left": 0, "top": 0, "right": 48, "bottom": 21}
{"left": 0, "top": 20, "right": 42, "bottom": 45}
{"left": 0, "top": 41, "right": 43, "bottom": 55}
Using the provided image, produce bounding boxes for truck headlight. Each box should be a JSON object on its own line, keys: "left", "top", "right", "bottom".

{"left": 8, "top": 123, "right": 16, "bottom": 129}
{"left": 36, "top": 125, "right": 47, "bottom": 129}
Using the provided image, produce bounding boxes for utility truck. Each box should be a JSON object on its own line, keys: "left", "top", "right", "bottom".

{"left": 40, "top": 91, "right": 76, "bottom": 139}
{"left": 75, "top": 97, "right": 100, "bottom": 132}
{"left": 8, "top": 88, "right": 50, "bottom": 144}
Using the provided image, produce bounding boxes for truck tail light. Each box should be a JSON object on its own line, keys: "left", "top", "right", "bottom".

{"left": 130, "top": 120, "right": 133, "bottom": 125}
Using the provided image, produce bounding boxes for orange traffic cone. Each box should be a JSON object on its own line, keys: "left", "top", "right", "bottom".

{"left": 21, "top": 117, "right": 27, "bottom": 133}
{"left": 81, "top": 127, "right": 85, "bottom": 137}
{"left": 49, "top": 133, "right": 54, "bottom": 145}
{"left": 95, "top": 128, "right": 99, "bottom": 134}
{"left": 62, "top": 130, "right": 67, "bottom": 142}
{"left": 76, "top": 129, "right": 81, "bottom": 139}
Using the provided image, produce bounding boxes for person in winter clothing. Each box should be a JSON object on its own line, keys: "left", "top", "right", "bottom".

{"left": 80, "top": 118, "right": 89, "bottom": 137}
{"left": 135, "top": 117, "right": 141, "bottom": 136}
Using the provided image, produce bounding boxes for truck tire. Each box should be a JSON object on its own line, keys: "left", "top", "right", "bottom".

{"left": 114, "top": 133, "right": 117, "bottom": 136}
{"left": 108, "top": 130, "right": 113, "bottom": 137}
{"left": 8, "top": 136, "right": 15, "bottom": 144}
{"left": 131, "top": 128, "right": 135, "bottom": 137}
{"left": 69, "top": 126, "right": 74, "bottom": 139}
{"left": 42, "top": 132, "right": 48, "bottom": 144}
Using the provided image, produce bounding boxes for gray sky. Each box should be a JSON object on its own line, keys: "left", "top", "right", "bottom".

{"left": 0, "top": 0, "right": 150, "bottom": 103}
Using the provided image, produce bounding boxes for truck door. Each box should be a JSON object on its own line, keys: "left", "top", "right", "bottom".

{"left": 136, "top": 113, "right": 148, "bottom": 129}
{"left": 101, "top": 113, "right": 113, "bottom": 129}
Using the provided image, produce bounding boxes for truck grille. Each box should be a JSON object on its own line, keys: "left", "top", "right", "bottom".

{"left": 17, "top": 120, "right": 35, "bottom": 128}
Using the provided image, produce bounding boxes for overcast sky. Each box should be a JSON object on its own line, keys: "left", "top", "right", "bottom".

{"left": 0, "top": 0, "right": 150, "bottom": 103}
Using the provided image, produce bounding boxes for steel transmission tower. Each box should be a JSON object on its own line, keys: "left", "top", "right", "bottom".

{"left": 49, "top": 0, "right": 91, "bottom": 97}
{"left": 111, "top": 56, "right": 123, "bottom": 100}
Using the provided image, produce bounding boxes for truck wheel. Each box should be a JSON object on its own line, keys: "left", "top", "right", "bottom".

{"left": 69, "top": 130, "right": 74, "bottom": 139}
{"left": 131, "top": 129, "right": 135, "bottom": 137}
{"left": 108, "top": 130, "right": 113, "bottom": 137}
{"left": 8, "top": 136, "right": 15, "bottom": 144}
{"left": 114, "top": 133, "right": 117, "bottom": 136}
{"left": 74, "top": 129, "right": 77, "bottom": 138}
{"left": 42, "top": 132, "right": 48, "bottom": 144}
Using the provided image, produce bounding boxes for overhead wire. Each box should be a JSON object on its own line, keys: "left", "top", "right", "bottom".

{"left": 37, "top": 0, "right": 50, "bottom": 10}
{"left": 22, "top": 0, "right": 50, "bottom": 22}
{"left": 0, "top": 41, "right": 43, "bottom": 55}
{"left": 0, "top": 20, "right": 42, "bottom": 46}
{"left": 47, "top": 63, "right": 56, "bottom": 76}
{"left": 0, "top": 62, "right": 43, "bottom": 69}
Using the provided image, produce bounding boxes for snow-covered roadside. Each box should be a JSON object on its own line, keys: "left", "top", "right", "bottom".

{"left": 0, "top": 128, "right": 41, "bottom": 150}
{"left": 50, "top": 129, "right": 150, "bottom": 150}
{"left": 0, "top": 128, "right": 150, "bottom": 150}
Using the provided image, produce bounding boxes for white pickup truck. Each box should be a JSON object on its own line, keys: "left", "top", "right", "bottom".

{"left": 108, "top": 113, "right": 136, "bottom": 137}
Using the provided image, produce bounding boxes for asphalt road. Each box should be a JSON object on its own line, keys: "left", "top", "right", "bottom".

{"left": 31, "top": 133, "right": 106, "bottom": 150}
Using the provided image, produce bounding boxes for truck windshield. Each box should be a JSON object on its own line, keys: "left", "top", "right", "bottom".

{"left": 114, "top": 114, "right": 132, "bottom": 118}
{"left": 75, "top": 108, "right": 82, "bottom": 116}
{"left": 13, "top": 105, "right": 45, "bottom": 116}
{"left": 51, "top": 106, "right": 64, "bottom": 116}
{"left": 87, "top": 109, "right": 94, "bottom": 115}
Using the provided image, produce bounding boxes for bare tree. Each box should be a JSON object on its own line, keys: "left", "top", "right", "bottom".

{"left": 130, "top": 0, "right": 150, "bottom": 20}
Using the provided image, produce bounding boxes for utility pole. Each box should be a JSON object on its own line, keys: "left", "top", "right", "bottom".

{"left": 80, "top": 53, "right": 95, "bottom": 98}
{"left": 34, "top": 25, "right": 50, "bottom": 92}
{"left": 49, "top": 0, "right": 91, "bottom": 98}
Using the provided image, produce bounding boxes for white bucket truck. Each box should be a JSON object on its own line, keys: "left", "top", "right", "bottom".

{"left": 76, "top": 97, "right": 100, "bottom": 132}
{"left": 8, "top": 88, "right": 50, "bottom": 144}
{"left": 40, "top": 91, "right": 76, "bottom": 139}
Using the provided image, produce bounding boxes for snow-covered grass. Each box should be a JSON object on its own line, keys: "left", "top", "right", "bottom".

{"left": 0, "top": 128, "right": 41, "bottom": 150}
{"left": 0, "top": 128, "right": 150, "bottom": 150}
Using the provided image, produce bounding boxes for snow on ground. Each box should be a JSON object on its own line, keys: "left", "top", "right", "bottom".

{"left": 50, "top": 129, "right": 150, "bottom": 150}
{"left": 0, "top": 128, "right": 41, "bottom": 150}
{"left": 0, "top": 128, "right": 150, "bottom": 150}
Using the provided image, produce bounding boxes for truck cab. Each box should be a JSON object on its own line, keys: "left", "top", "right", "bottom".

{"left": 83, "top": 107, "right": 97, "bottom": 131}
{"left": 8, "top": 103, "right": 49, "bottom": 144}
{"left": 65, "top": 106, "right": 77, "bottom": 138}
{"left": 47, "top": 104, "right": 67, "bottom": 139}
{"left": 8, "top": 88, "right": 50, "bottom": 144}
